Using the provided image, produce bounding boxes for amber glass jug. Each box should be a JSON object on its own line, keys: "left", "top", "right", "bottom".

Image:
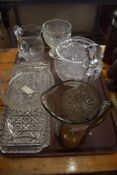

{"left": 41, "top": 80, "right": 112, "bottom": 148}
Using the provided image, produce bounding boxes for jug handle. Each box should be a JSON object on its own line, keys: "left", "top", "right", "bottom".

{"left": 13, "top": 25, "right": 23, "bottom": 40}
{"left": 89, "top": 101, "right": 113, "bottom": 129}
{"left": 86, "top": 44, "right": 102, "bottom": 64}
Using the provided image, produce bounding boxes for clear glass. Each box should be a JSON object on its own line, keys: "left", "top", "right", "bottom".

{"left": 42, "top": 19, "right": 72, "bottom": 58}
{"left": 14, "top": 24, "right": 44, "bottom": 61}
{"left": 41, "top": 80, "right": 112, "bottom": 148}
{"left": 55, "top": 36, "right": 102, "bottom": 82}
{"left": 0, "top": 62, "right": 54, "bottom": 153}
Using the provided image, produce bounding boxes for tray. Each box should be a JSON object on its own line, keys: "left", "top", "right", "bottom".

{"left": 4, "top": 53, "right": 117, "bottom": 157}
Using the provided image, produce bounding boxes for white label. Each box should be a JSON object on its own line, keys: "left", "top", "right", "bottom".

{"left": 21, "top": 86, "right": 34, "bottom": 95}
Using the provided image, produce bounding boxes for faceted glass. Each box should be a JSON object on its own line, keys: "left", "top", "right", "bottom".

{"left": 42, "top": 19, "right": 71, "bottom": 58}
{"left": 55, "top": 36, "right": 102, "bottom": 82}
{"left": 0, "top": 62, "right": 54, "bottom": 153}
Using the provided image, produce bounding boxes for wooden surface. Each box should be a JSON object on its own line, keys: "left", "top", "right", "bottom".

{"left": 0, "top": 49, "right": 117, "bottom": 175}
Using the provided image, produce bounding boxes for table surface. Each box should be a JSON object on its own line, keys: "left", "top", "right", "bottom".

{"left": 0, "top": 48, "right": 117, "bottom": 175}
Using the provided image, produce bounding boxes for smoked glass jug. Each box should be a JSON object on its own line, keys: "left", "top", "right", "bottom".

{"left": 41, "top": 80, "right": 112, "bottom": 148}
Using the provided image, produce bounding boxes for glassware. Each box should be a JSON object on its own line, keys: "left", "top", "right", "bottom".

{"left": 55, "top": 36, "right": 102, "bottom": 82}
{"left": 41, "top": 80, "right": 112, "bottom": 148}
{"left": 14, "top": 24, "right": 44, "bottom": 61}
{"left": 0, "top": 62, "right": 54, "bottom": 153}
{"left": 42, "top": 19, "right": 72, "bottom": 58}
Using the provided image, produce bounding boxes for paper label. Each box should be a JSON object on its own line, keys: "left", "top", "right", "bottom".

{"left": 21, "top": 86, "right": 34, "bottom": 95}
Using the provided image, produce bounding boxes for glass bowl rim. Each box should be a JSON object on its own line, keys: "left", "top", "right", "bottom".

{"left": 56, "top": 36, "right": 97, "bottom": 63}
{"left": 42, "top": 18, "right": 72, "bottom": 34}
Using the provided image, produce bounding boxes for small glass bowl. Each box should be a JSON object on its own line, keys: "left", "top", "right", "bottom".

{"left": 42, "top": 19, "right": 72, "bottom": 58}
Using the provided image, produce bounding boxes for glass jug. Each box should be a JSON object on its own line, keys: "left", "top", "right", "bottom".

{"left": 14, "top": 24, "right": 44, "bottom": 61}
{"left": 55, "top": 36, "right": 102, "bottom": 83}
{"left": 41, "top": 80, "right": 112, "bottom": 148}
